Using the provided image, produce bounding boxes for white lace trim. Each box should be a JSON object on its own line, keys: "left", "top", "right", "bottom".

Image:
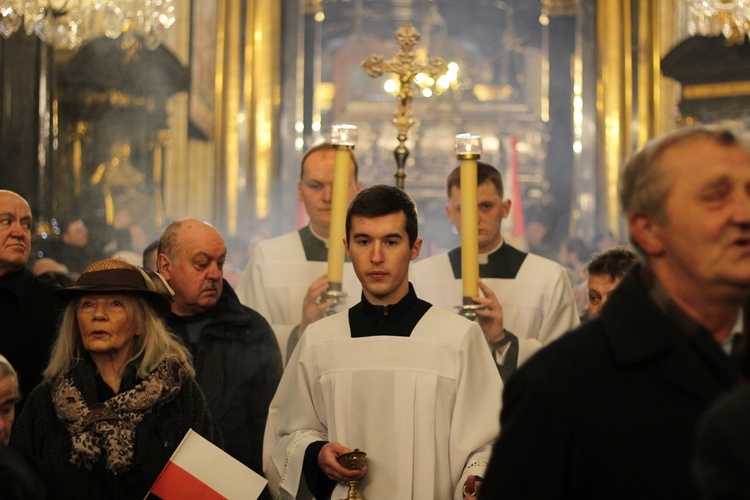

{"left": 275, "top": 429, "right": 328, "bottom": 500}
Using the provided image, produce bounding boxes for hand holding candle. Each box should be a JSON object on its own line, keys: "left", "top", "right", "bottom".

{"left": 455, "top": 133, "right": 482, "bottom": 308}
{"left": 328, "top": 124, "right": 358, "bottom": 288}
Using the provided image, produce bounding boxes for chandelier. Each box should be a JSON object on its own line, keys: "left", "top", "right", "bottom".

{"left": 0, "top": 0, "right": 176, "bottom": 50}
{"left": 686, "top": 0, "right": 750, "bottom": 45}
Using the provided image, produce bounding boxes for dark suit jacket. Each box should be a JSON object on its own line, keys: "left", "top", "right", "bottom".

{"left": 694, "top": 383, "right": 750, "bottom": 499}
{"left": 0, "top": 267, "right": 65, "bottom": 401}
{"left": 480, "top": 265, "right": 738, "bottom": 499}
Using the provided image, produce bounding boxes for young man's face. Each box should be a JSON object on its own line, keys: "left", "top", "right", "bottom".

{"left": 298, "top": 149, "right": 361, "bottom": 239}
{"left": 345, "top": 211, "right": 422, "bottom": 306}
{"left": 446, "top": 180, "right": 511, "bottom": 254}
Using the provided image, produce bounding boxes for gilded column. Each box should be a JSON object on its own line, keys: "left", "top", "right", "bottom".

{"left": 247, "top": 0, "right": 280, "bottom": 222}
{"left": 216, "top": 0, "right": 279, "bottom": 234}
{"left": 215, "top": 0, "right": 240, "bottom": 232}
{"left": 596, "top": 0, "right": 632, "bottom": 238}
{"left": 636, "top": 0, "right": 680, "bottom": 140}
{"left": 657, "top": 0, "right": 680, "bottom": 134}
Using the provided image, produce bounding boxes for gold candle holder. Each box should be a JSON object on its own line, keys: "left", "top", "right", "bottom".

{"left": 337, "top": 449, "right": 367, "bottom": 500}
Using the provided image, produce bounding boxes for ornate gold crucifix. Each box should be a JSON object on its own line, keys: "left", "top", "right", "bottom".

{"left": 362, "top": 22, "right": 447, "bottom": 189}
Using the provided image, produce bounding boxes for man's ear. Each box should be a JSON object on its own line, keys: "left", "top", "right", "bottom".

{"left": 629, "top": 213, "right": 664, "bottom": 256}
{"left": 157, "top": 253, "right": 172, "bottom": 280}
{"left": 502, "top": 199, "right": 512, "bottom": 219}
{"left": 343, "top": 237, "right": 350, "bottom": 259}
{"left": 411, "top": 238, "right": 423, "bottom": 261}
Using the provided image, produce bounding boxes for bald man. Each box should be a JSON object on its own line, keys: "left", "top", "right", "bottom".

{"left": 0, "top": 190, "right": 65, "bottom": 402}
{"left": 158, "top": 218, "right": 282, "bottom": 485}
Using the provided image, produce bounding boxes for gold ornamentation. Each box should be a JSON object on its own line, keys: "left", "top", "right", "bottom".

{"left": 337, "top": 449, "right": 367, "bottom": 500}
{"left": 362, "top": 22, "right": 447, "bottom": 188}
{"left": 541, "top": 0, "right": 580, "bottom": 17}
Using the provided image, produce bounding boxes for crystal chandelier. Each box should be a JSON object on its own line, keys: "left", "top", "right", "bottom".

{"left": 0, "top": 0, "right": 176, "bottom": 50}
{"left": 686, "top": 0, "right": 750, "bottom": 45}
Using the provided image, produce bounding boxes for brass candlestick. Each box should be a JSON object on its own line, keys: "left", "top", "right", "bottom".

{"left": 321, "top": 282, "right": 349, "bottom": 316}
{"left": 337, "top": 449, "right": 367, "bottom": 500}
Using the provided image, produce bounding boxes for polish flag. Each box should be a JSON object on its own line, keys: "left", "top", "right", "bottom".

{"left": 147, "top": 429, "right": 267, "bottom": 500}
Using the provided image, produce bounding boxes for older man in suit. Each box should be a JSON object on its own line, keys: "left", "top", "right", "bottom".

{"left": 480, "top": 126, "right": 750, "bottom": 498}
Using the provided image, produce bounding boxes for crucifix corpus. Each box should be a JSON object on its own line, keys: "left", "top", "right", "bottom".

{"left": 362, "top": 22, "right": 447, "bottom": 189}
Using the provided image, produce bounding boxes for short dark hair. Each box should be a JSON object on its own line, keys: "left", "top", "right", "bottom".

{"left": 587, "top": 247, "right": 638, "bottom": 281}
{"left": 346, "top": 185, "right": 418, "bottom": 247}
{"left": 300, "top": 142, "right": 359, "bottom": 181}
{"left": 446, "top": 161, "right": 504, "bottom": 198}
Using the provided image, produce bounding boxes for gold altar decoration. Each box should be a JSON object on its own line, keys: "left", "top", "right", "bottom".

{"left": 362, "top": 22, "right": 447, "bottom": 189}
{"left": 337, "top": 449, "right": 367, "bottom": 500}
{"left": 90, "top": 141, "right": 149, "bottom": 226}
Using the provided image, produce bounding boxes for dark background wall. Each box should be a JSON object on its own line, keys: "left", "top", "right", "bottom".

{"left": 0, "top": 34, "right": 49, "bottom": 214}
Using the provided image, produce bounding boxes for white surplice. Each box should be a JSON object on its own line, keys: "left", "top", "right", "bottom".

{"left": 236, "top": 230, "right": 361, "bottom": 361}
{"left": 263, "top": 307, "right": 502, "bottom": 500}
{"left": 411, "top": 247, "right": 579, "bottom": 366}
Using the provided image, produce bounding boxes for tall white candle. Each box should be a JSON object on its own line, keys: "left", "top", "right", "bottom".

{"left": 455, "top": 134, "right": 482, "bottom": 302}
{"left": 328, "top": 125, "right": 358, "bottom": 286}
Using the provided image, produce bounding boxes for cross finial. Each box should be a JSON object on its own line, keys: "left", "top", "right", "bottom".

{"left": 362, "top": 22, "right": 448, "bottom": 188}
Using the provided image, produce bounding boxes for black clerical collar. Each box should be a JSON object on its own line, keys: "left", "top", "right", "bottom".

{"left": 479, "top": 240, "right": 504, "bottom": 264}
{"left": 448, "top": 242, "right": 527, "bottom": 280}
{"left": 361, "top": 283, "right": 419, "bottom": 316}
{"left": 299, "top": 225, "right": 328, "bottom": 262}
{"left": 349, "top": 283, "right": 431, "bottom": 338}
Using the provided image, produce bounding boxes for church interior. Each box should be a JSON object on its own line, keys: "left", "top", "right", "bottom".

{"left": 1, "top": 0, "right": 747, "bottom": 265}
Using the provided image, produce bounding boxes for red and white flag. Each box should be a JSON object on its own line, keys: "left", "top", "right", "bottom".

{"left": 146, "top": 429, "right": 267, "bottom": 500}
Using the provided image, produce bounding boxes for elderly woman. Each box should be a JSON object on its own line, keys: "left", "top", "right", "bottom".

{"left": 11, "top": 258, "right": 221, "bottom": 499}
{"left": 0, "top": 354, "right": 19, "bottom": 446}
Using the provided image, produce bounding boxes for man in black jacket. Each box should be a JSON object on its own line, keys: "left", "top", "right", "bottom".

{"left": 0, "top": 190, "right": 65, "bottom": 404}
{"left": 157, "top": 218, "right": 283, "bottom": 483}
{"left": 480, "top": 126, "right": 750, "bottom": 498}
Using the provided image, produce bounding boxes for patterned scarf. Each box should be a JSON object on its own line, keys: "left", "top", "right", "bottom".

{"left": 52, "top": 358, "right": 189, "bottom": 474}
